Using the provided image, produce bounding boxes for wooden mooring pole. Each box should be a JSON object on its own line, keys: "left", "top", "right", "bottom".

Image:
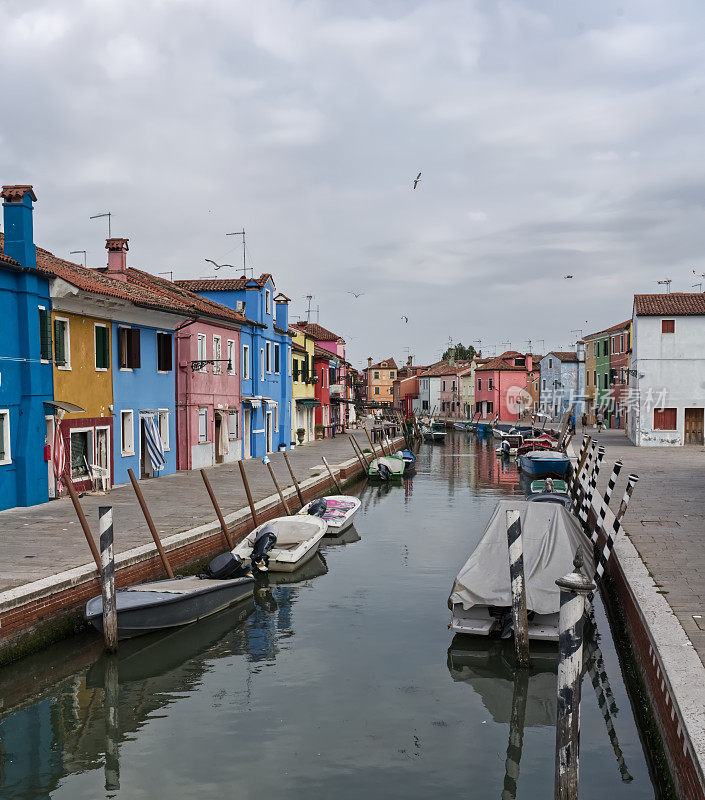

{"left": 350, "top": 434, "right": 369, "bottom": 469}
{"left": 364, "top": 427, "right": 379, "bottom": 459}
{"left": 502, "top": 668, "right": 529, "bottom": 800}
{"left": 127, "top": 468, "right": 174, "bottom": 578}
{"left": 555, "top": 548, "right": 595, "bottom": 800}
{"left": 200, "top": 469, "right": 234, "bottom": 549}
{"left": 506, "top": 509, "right": 530, "bottom": 668}
{"left": 98, "top": 506, "right": 118, "bottom": 653}
{"left": 321, "top": 456, "right": 342, "bottom": 493}
{"left": 238, "top": 460, "right": 259, "bottom": 528}
{"left": 62, "top": 475, "right": 102, "bottom": 571}
{"left": 103, "top": 657, "right": 120, "bottom": 790}
{"left": 283, "top": 451, "right": 305, "bottom": 506}
{"left": 264, "top": 457, "right": 292, "bottom": 515}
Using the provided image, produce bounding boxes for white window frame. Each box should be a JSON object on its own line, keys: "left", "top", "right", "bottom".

{"left": 242, "top": 344, "right": 250, "bottom": 379}
{"left": 197, "top": 334, "right": 207, "bottom": 372}
{"left": 54, "top": 316, "right": 71, "bottom": 371}
{"left": 228, "top": 410, "right": 239, "bottom": 440}
{"left": 198, "top": 407, "right": 208, "bottom": 443}
{"left": 265, "top": 289, "right": 271, "bottom": 315}
{"left": 213, "top": 335, "right": 222, "bottom": 374}
{"left": 69, "top": 427, "right": 94, "bottom": 479}
{"left": 0, "top": 410, "right": 11, "bottom": 465}
{"left": 121, "top": 410, "right": 135, "bottom": 456}
{"left": 260, "top": 348, "right": 265, "bottom": 380}
{"left": 288, "top": 347, "right": 292, "bottom": 377}
{"left": 266, "top": 341, "right": 272, "bottom": 373}
{"left": 158, "top": 409, "right": 170, "bottom": 451}
{"left": 94, "top": 322, "right": 109, "bottom": 371}
{"left": 227, "top": 339, "right": 235, "bottom": 373}
{"left": 273, "top": 402, "right": 279, "bottom": 432}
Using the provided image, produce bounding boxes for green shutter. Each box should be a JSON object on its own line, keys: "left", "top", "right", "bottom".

{"left": 54, "top": 319, "right": 65, "bottom": 366}
{"left": 95, "top": 326, "right": 109, "bottom": 369}
{"left": 39, "top": 309, "right": 52, "bottom": 361}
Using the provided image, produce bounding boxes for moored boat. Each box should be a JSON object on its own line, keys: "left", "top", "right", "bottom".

{"left": 518, "top": 449, "right": 570, "bottom": 478}
{"left": 448, "top": 500, "right": 594, "bottom": 642}
{"left": 232, "top": 516, "right": 327, "bottom": 572}
{"left": 394, "top": 448, "right": 417, "bottom": 473}
{"left": 298, "top": 495, "right": 361, "bottom": 533}
{"left": 368, "top": 455, "right": 406, "bottom": 480}
{"left": 529, "top": 479, "right": 568, "bottom": 494}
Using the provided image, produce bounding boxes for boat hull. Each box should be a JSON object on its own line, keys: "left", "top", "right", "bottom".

{"left": 450, "top": 605, "right": 560, "bottom": 642}
{"left": 518, "top": 452, "right": 570, "bottom": 478}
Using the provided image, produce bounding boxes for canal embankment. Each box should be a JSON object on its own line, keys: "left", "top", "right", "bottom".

{"left": 0, "top": 430, "right": 404, "bottom": 665}
{"left": 569, "top": 428, "right": 705, "bottom": 800}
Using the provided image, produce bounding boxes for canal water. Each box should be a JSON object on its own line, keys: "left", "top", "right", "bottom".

{"left": 0, "top": 432, "right": 666, "bottom": 799}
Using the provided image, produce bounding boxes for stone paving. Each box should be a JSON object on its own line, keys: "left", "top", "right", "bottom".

{"left": 580, "top": 425, "right": 705, "bottom": 666}
{"left": 0, "top": 430, "right": 385, "bottom": 593}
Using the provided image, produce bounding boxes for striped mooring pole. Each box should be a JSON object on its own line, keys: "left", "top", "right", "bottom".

{"left": 103, "top": 657, "right": 120, "bottom": 790}
{"left": 571, "top": 440, "right": 596, "bottom": 514}
{"left": 99, "top": 506, "right": 118, "bottom": 653}
{"left": 506, "top": 509, "right": 530, "bottom": 668}
{"left": 555, "top": 547, "right": 595, "bottom": 800}
{"left": 501, "top": 668, "right": 530, "bottom": 800}
{"left": 595, "top": 474, "right": 639, "bottom": 582}
{"left": 589, "top": 461, "right": 623, "bottom": 545}
{"left": 567, "top": 435, "right": 589, "bottom": 499}
{"left": 578, "top": 446, "right": 605, "bottom": 528}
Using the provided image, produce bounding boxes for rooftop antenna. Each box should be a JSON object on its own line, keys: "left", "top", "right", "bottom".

{"left": 305, "top": 295, "right": 314, "bottom": 324}
{"left": 657, "top": 279, "right": 672, "bottom": 293}
{"left": 526, "top": 338, "right": 532, "bottom": 354}
{"left": 316, "top": 304, "right": 320, "bottom": 323}
{"left": 159, "top": 271, "right": 174, "bottom": 282}
{"left": 693, "top": 283, "right": 703, "bottom": 292}
{"left": 500, "top": 339, "right": 512, "bottom": 351}
{"left": 226, "top": 229, "right": 249, "bottom": 277}
{"left": 69, "top": 250, "right": 87, "bottom": 268}
{"left": 90, "top": 212, "right": 112, "bottom": 237}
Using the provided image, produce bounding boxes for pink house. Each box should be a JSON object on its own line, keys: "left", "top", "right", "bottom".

{"left": 439, "top": 363, "right": 472, "bottom": 419}
{"left": 475, "top": 351, "right": 535, "bottom": 422}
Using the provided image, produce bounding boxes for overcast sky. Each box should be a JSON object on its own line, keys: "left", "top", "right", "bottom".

{"left": 2, "top": 0, "right": 704, "bottom": 368}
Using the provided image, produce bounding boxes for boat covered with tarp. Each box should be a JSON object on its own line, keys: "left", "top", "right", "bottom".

{"left": 298, "top": 495, "right": 361, "bottom": 533}
{"left": 518, "top": 449, "right": 570, "bottom": 478}
{"left": 448, "top": 500, "right": 593, "bottom": 642}
{"left": 368, "top": 455, "right": 406, "bottom": 480}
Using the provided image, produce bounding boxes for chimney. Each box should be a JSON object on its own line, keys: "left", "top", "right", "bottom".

{"left": 526, "top": 353, "right": 533, "bottom": 372}
{"left": 105, "top": 237, "right": 129, "bottom": 281}
{"left": 367, "top": 357, "right": 372, "bottom": 369}
{"left": 1, "top": 185, "right": 37, "bottom": 269}
{"left": 407, "top": 354, "right": 413, "bottom": 366}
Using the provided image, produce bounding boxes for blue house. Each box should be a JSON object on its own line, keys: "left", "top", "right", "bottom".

{"left": 176, "top": 275, "right": 292, "bottom": 457}
{"left": 0, "top": 186, "right": 54, "bottom": 510}
{"left": 539, "top": 351, "right": 581, "bottom": 419}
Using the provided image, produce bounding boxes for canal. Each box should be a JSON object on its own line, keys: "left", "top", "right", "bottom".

{"left": 0, "top": 432, "right": 668, "bottom": 799}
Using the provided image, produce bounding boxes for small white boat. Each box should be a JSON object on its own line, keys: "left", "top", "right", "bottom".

{"left": 232, "top": 516, "right": 327, "bottom": 573}
{"left": 298, "top": 495, "right": 361, "bottom": 533}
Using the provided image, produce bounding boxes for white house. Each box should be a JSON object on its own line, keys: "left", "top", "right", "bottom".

{"left": 628, "top": 293, "right": 705, "bottom": 446}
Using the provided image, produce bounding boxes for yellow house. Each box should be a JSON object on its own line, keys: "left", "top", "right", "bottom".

{"left": 290, "top": 326, "right": 317, "bottom": 444}
{"left": 583, "top": 333, "right": 597, "bottom": 422}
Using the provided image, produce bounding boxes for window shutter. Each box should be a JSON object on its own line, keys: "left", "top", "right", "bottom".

{"left": 53, "top": 320, "right": 65, "bottom": 366}
{"left": 293, "top": 359, "right": 299, "bottom": 381}
{"left": 662, "top": 319, "right": 675, "bottom": 334}
{"left": 274, "top": 345, "right": 280, "bottom": 373}
{"left": 39, "top": 309, "right": 52, "bottom": 360}
{"left": 129, "top": 329, "right": 141, "bottom": 368}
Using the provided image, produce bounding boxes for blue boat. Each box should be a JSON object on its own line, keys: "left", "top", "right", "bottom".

{"left": 394, "top": 449, "right": 417, "bottom": 474}
{"left": 518, "top": 449, "right": 570, "bottom": 479}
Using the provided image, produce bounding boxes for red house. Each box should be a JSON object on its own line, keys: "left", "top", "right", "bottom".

{"left": 475, "top": 351, "right": 536, "bottom": 422}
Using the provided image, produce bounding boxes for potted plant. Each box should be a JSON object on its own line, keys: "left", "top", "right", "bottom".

{"left": 315, "top": 423, "right": 325, "bottom": 439}
{"left": 296, "top": 427, "right": 306, "bottom": 444}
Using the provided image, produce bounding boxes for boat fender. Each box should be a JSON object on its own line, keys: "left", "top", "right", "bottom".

{"left": 251, "top": 525, "right": 278, "bottom": 571}
{"left": 207, "top": 552, "right": 249, "bottom": 580}
{"left": 307, "top": 497, "right": 328, "bottom": 517}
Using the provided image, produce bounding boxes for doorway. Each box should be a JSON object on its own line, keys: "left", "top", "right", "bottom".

{"left": 95, "top": 426, "right": 111, "bottom": 489}
{"left": 215, "top": 413, "right": 224, "bottom": 463}
{"left": 243, "top": 408, "right": 251, "bottom": 459}
{"left": 140, "top": 419, "right": 154, "bottom": 479}
{"left": 684, "top": 408, "right": 704, "bottom": 445}
{"left": 266, "top": 410, "right": 273, "bottom": 453}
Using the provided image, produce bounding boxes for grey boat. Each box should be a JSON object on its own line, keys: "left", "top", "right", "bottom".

{"left": 85, "top": 575, "right": 255, "bottom": 640}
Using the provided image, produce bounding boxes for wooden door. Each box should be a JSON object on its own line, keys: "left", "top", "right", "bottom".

{"left": 684, "top": 408, "right": 704, "bottom": 445}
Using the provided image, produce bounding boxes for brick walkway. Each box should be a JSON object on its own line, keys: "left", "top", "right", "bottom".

{"left": 580, "top": 426, "right": 705, "bottom": 666}
{"left": 0, "top": 430, "right": 382, "bottom": 593}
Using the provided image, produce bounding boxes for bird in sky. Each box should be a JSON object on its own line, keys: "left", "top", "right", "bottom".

{"left": 564, "top": 274, "right": 573, "bottom": 279}
{"left": 413, "top": 172, "right": 422, "bottom": 189}
{"left": 401, "top": 315, "right": 409, "bottom": 323}
{"left": 348, "top": 291, "right": 365, "bottom": 298}
{"left": 205, "top": 259, "right": 235, "bottom": 270}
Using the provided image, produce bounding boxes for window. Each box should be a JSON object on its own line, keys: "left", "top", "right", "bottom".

{"left": 0, "top": 410, "right": 10, "bottom": 464}
{"left": 157, "top": 332, "right": 172, "bottom": 372}
{"left": 593, "top": 342, "right": 598, "bottom": 358}
{"left": 198, "top": 407, "right": 208, "bottom": 443}
{"left": 121, "top": 410, "right": 134, "bottom": 455}
{"left": 274, "top": 343, "right": 280, "bottom": 373}
{"left": 227, "top": 340, "right": 235, "bottom": 373}
{"left": 586, "top": 372, "right": 590, "bottom": 387}
{"left": 593, "top": 370, "right": 597, "bottom": 386}
{"left": 70, "top": 430, "right": 91, "bottom": 478}
{"left": 422, "top": 400, "right": 429, "bottom": 410}
{"left": 486, "top": 402, "right": 494, "bottom": 414}
{"left": 488, "top": 378, "right": 494, "bottom": 391}
{"left": 39, "top": 307, "right": 52, "bottom": 361}
{"left": 54, "top": 317, "right": 70, "bottom": 369}
{"left": 603, "top": 340, "right": 609, "bottom": 357}
{"left": 118, "top": 327, "right": 140, "bottom": 369}
{"left": 228, "top": 410, "right": 239, "bottom": 439}
{"left": 654, "top": 407, "right": 677, "bottom": 430}
{"left": 265, "top": 289, "right": 271, "bottom": 315}
{"left": 94, "top": 324, "right": 109, "bottom": 370}
{"left": 604, "top": 374, "right": 609, "bottom": 389}
{"left": 302, "top": 355, "right": 310, "bottom": 382}
{"left": 159, "top": 410, "right": 169, "bottom": 451}
{"left": 442, "top": 380, "right": 446, "bottom": 391}
{"left": 260, "top": 349, "right": 265, "bottom": 380}
{"left": 213, "top": 336, "right": 222, "bottom": 374}
{"left": 374, "top": 371, "right": 379, "bottom": 379}
{"left": 662, "top": 319, "right": 675, "bottom": 334}
{"left": 542, "top": 379, "right": 546, "bottom": 390}
{"left": 374, "top": 387, "right": 380, "bottom": 395}
{"left": 197, "top": 334, "right": 207, "bottom": 371}
{"left": 548, "top": 358, "right": 553, "bottom": 368}
{"left": 273, "top": 403, "right": 279, "bottom": 431}
{"left": 329, "top": 365, "right": 336, "bottom": 386}
{"left": 242, "top": 345, "right": 250, "bottom": 379}
{"left": 293, "top": 358, "right": 300, "bottom": 382}
{"left": 390, "top": 371, "right": 395, "bottom": 378}
{"left": 477, "top": 378, "right": 482, "bottom": 391}
{"left": 514, "top": 357, "right": 525, "bottom": 367}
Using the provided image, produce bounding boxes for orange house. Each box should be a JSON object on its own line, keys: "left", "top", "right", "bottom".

{"left": 365, "top": 357, "right": 397, "bottom": 407}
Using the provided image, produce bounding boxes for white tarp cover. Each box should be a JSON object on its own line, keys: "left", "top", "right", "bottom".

{"left": 448, "top": 500, "right": 594, "bottom": 616}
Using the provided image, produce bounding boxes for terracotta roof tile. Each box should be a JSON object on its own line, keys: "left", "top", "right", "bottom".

{"left": 584, "top": 320, "right": 631, "bottom": 339}
{"left": 633, "top": 293, "right": 705, "bottom": 316}
{"left": 314, "top": 344, "right": 339, "bottom": 360}
{"left": 368, "top": 356, "right": 398, "bottom": 370}
{"left": 545, "top": 351, "right": 579, "bottom": 362}
{"left": 295, "top": 321, "right": 344, "bottom": 342}
{"left": 0, "top": 251, "right": 20, "bottom": 268}
{"left": 175, "top": 274, "right": 274, "bottom": 292}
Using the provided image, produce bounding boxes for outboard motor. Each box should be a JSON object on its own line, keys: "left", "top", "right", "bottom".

{"left": 501, "top": 439, "right": 510, "bottom": 456}
{"left": 207, "top": 552, "right": 250, "bottom": 580}
{"left": 542, "top": 477, "right": 554, "bottom": 493}
{"left": 251, "top": 524, "right": 277, "bottom": 571}
{"left": 307, "top": 497, "right": 328, "bottom": 518}
{"left": 377, "top": 463, "right": 392, "bottom": 482}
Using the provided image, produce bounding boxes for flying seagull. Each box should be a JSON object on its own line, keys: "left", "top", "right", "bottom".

{"left": 348, "top": 291, "right": 365, "bottom": 298}
{"left": 413, "top": 172, "right": 422, "bottom": 189}
{"left": 205, "top": 259, "right": 235, "bottom": 270}
{"left": 401, "top": 315, "right": 409, "bottom": 323}
{"left": 564, "top": 274, "right": 573, "bottom": 279}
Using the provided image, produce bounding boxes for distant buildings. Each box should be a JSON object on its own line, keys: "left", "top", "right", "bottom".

{"left": 475, "top": 352, "right": 538, "bottom": 422}
{"left": 539, "top": 352, "right": 580, "bottom": 418}
{"left": 364, "top": 357, "right": 397, "bottom": 407}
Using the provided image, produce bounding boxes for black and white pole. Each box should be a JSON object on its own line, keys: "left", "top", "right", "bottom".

{"left": 99, "top": 506, "right": 118, "bottom": 653}
{"left": 501, "top": 668, "right": 530, "bottom": 800}
{"left": 506, "top": 509, "right": 530, "bottom": 668}
{"left": 579, "top": 446, "right": 605, "bottom": 529}
{"left": 555, "top": 548, "right": 595, "bottom": 800}
{"left": 594, "top": 475, "right": 639, "bottom": 583}
{"left": 588, "top": 460, "right": 623, "bottom": 546}
{"left": 103, "top": 657, "right": 120, "bottom": 790}
{"left": 567, "top": 436, "right": 589, "bottom": 499}
{"left": 571, "top": 441, "right": 596, "bottom": 514}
